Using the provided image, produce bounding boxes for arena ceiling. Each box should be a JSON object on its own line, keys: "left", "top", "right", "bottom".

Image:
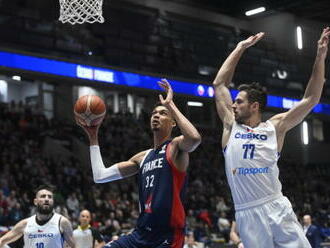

{"left": 167, "top": 0, "right": 330, "bottom": 23}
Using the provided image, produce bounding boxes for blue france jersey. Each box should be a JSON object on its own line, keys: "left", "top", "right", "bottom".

{"left": 137, "top": 140, "right": 187, "bottom": 231}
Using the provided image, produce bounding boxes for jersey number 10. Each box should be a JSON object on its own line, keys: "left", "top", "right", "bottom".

{"left": 242, "top": 144, "right": 255, "bottom": 159}
{"left": 36, "top": 243, "right": 44, "bottom": 248}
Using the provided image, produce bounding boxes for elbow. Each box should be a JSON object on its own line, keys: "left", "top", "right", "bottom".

{"left": 93, "top": 177, "right": 101, "bottom": 183}
{"left": 194, "top": 134, "right": 202, "bottom": 146}
{"left": 304, "top": 97, "right": 320, "bottom": 108}
{"left": 190, "top": 134, "right": 202, "bottom": 148}
{"left": 93, "top": 174, "right": 105, "bottom": 184}
{"left": 93, "top": 178, "right": 106, "bottom": 184}
{"left": 213, "top": 80, "right": 224, "bottom": 87}
{"left": 181, "top": 135, "right": 202, "bottom": 153}
{"left": 311, "top": 98, "right": 320, "bottom": 106}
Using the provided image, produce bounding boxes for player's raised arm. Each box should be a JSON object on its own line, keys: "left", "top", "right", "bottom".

{"left": 213, "top": 32, "right": 264, "bottom": 146}
{"left": 77, "top": 120, "right": 145, "bottom": 183}
{"left": 270, "top": 27, "right": 330, "bottom": 133}
{"left": 0, "top": 219, "right": 27, "bottom": 247}
{"left": 158, "top": 79, "right": 201, "bottom": 153}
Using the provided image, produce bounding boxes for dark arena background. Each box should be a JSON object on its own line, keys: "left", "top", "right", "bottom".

{"left": 0, "top": 0, "right": 330, "bottom": 247}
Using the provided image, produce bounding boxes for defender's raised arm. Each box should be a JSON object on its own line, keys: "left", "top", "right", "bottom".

{"left": 271, "top": 27, "right": 330, "bottom": 137}
{"left": 213, "top": 32, "right": 264, "bottom": 147}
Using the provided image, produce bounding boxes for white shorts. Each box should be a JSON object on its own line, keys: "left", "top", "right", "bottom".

{"left": 235, "top": 196, "right": 311, "bottom": 248}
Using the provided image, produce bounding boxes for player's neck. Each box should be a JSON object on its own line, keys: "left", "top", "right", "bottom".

{"left": 153, "top": 132, "right": 171, "bottom": 149}
{"left": 36, "top": 212, "right": 54, "bottom": 225}
{"left": 243, "top": 115, "right": 262, "bottom": 128}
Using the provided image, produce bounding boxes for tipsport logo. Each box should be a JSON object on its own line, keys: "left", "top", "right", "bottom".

{"left": 232, "top": 167, "right": 269, "bottom": 176}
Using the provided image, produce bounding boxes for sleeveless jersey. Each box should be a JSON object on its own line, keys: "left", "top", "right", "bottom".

{"left": 23, "top": 213, "right": 64, "bottom": 248}
{"left": 136, "top": 140, "right": 187, "bottom": 231}
{"left": 224, "top": 121, "right": 283, "bottom": 210}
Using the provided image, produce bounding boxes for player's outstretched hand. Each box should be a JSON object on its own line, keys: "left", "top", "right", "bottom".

{"left": 237, "top": 32, "right": 265, "bottom": 49}
{"left": 317, "top": 27, "right": 330, "bottom": 58}
{"left": 75, "top": 115, "right": 100, "bottom": 140}
{"left": 158, "top": 78, "right": 173, "bottom": 106}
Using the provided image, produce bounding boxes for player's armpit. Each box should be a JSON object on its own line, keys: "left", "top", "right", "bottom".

{"left": 0, "top": 219, "right": 27, "bottom": 246}
{"left": 60, "top": 218, "right": 75, "bottom": 248}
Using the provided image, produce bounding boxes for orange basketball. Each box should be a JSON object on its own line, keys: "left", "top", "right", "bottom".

{"left": 74, "top": 95, "right": 106, "bottom": 126}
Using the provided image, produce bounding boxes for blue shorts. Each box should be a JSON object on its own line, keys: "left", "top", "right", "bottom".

{"left": 104, "top": 228, "right": 184, "bottom": 248}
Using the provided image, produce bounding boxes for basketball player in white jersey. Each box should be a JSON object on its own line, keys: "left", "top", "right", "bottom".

{"left": 0, "top": 185, "right": 76, "bottom": 248}
{"left": 213, "top": 27, "right": 330, "bottom": 248}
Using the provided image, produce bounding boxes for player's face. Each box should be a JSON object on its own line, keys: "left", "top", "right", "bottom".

{"left": 150, "top": 106, "right": 175, "bottom": 132}
{"left": 79, "top": 210, "right": 91, "bottom": 226}
{"left": 232, "top": 91, "right": 253, "bottom": 124}
{"left": 34, "top": 189, "right": 54, "bottom": 215}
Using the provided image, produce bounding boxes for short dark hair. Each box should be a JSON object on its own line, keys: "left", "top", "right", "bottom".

{"left": 152, "top": 102, "right": 173, "bottom": 118}
{"left": 151, "top": 101, "right": 176, "bottom": 125}
{"left": 238, "top": 83, "right": 267, "bottom": 112}
{"left": 34, "top": 184, "right": 55, "bottom": 197}
{"left": 153, "top": 101, "right": 164, "bottom": 110}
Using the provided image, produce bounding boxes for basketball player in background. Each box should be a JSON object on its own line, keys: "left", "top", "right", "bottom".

{"left": 73, "top": 209, "right": 105, "bottom": 248}
{"left": 213, "top": 27, "right": 329, "bottom": 248}
{"left": 77, "top": 78, "right": 201, "bottom": 248}
{"left": 0, "top": 185, "right": 75, "bottom": 248}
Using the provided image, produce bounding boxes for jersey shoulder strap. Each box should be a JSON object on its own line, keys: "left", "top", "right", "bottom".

{"left": 139, "top": 149, "right": 152, "bottom": 168}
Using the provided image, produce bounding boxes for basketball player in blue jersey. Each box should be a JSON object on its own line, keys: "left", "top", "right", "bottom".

{"left": 78, "top": 79, "right": 201, "bottom": 248}
{"left": 0, "top": 185, "right": 76, "bottom": 248}
{"left": 213, "top": 27, "right": 330, "bottom": 248}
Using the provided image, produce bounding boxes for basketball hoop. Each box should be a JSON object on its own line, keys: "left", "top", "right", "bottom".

{"left": 59, "top": 0, "right": 105, "bottom": 25}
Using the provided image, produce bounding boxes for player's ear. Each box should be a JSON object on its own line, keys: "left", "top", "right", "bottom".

{"left": 33, "top": 198, "right": 37, "bottom": 206}
{"left": 172, "top": 119, "right": 176, "bottom": 128}
{"left": 251, "top": 102, "right": 259, "bottom": 112}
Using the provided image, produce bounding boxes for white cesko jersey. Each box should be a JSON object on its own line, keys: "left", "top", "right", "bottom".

{"left": 224, "top": 120, "right": 283, "bottom": 210}
{"left": 23, "top": 213, "right": 64, "bottom": 248}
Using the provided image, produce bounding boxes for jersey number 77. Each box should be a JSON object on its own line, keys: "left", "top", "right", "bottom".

{"left": 242, "top": 144, "right": 255, "bottom": 159}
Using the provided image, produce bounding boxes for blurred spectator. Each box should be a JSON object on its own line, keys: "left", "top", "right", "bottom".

{"left": 186, "top": 209, "right": 198, "bottom": 231}
{"left": 217, "top": 211, "right": 230, "bottom": 242}
{"left": 230, "top": 220, "right": 244, "bottom": 248}
{"left": 184, "top": 232, "right": 199, "bottom": 248}
{"left": 66, "top": 193, "right": 80, "bottom": 218}
{"left": 303, "top": 215, "right": 323, "bottom": 248}
{"left": 216, "top": 197, "right": 229, "bottom": 213}
{"left": 8, "top": 203, "right": 23, "bottom": 226}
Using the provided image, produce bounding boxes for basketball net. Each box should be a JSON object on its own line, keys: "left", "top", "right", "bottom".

{"left": 59, "top": 0, "right": 105, "bottom": 25}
